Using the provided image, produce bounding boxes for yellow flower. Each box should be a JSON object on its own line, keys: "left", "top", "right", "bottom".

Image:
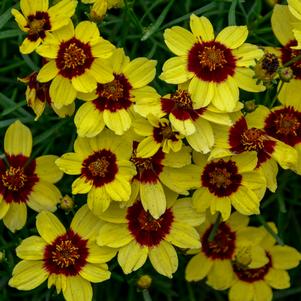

{"left": 192, "top": 151, "right": 266, "bottom": 221}
{"left": 212, "top": 111, "right": 297, "bottom": 191}
{"left": 185, "top": 212, "right": 267, "bottom": 290}
{"left": 246, "top": 104, "right": 301, "bottom": 174}
{"left": 229, "top": 223, "right": 301, "bottom": 301}
{"left": 271, "top": 4, "right": 301, "bottom": 102}
{"left": 11, "top": 0, "right": 77, "bottom": 54}
{"left": 9, "top": 205, "right": 116, "bottom": 301}
{"left": 36, "top": 21, "right": 115, "bottom": 108}
{"left": 0, "top": 120, "right": 63, "bottom": 232}
{"left": 160, "top": 14, "right": 265, "bottom": 112}
{"left": 55, "top": 130, "right": 137, "bottom": 215}
{"left": 96, "top": 195, "right": 203, "bottom": 278}
{"left": 19, "top": 72, "right": 75, "bottom": 120}
{"left": 74, "top": 48, "right": 157, "bottom": 136}
{"left": 288, "top": 0, "right": 301, "bottom": 47}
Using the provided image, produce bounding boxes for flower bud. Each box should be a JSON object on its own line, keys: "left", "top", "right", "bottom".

{"left": 137, "top": 275, "right": 152, "bottom": 289}
{"left": 60, "top": 195, "right": 74, "bottom": 211}
{"left": 278, "top": 66, "right": 294, "bottom": 82}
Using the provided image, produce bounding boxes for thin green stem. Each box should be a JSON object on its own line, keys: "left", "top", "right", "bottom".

{"left": 208, "top": 213, "right": 221, "bottom": 242}
{"left": 142, "top": 289, "right": 152, "bottom": 301}
{"left": 269, "top": 80, "right": 284, "bottom": 108}
{"left": 283, "top": 53, "right": 301, "bottom": 67}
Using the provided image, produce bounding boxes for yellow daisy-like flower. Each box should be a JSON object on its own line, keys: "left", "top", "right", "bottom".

{"left": 0, "top": 120, "right": 63, "bottom": 232}
{"left": 246, "top": 104, "right": 301, "bottom": 174}
{"left": 9, "top": 205, "right": 117, "bottom": 301}
{"left": 229, "top": 223, "right": 301, "bottom": 301}
{"left": 96, "top": 194, "right": 203, "bottom": 278}
{"left": 19, "top": 72, "right": 75, "bottom": 120}
{"left": 192, "top": 151, "right": 266, "bottom": 221}
{"left": 212, "top": 112, "right": 297, "bottom": 192}
{"left": 271, "top": 4, "right": 301, "bottom": 102}
{"left": 11, "top": 0, "right": 77, "bottom": 54}
{"left": 185, "top": 212, "right": 267, "bottom": 290}
{"left": 133, "top": 115, "right": 184, "bottom": 158}
{"left": 160, "top": 14, "right": 265, "bottom": 112}
{"left": 74, "top": 48, "right": 157, "bottom": 136}
{"left": 36, "top": 21, "right": 115, "bottom": 108}
{"left": 56, "top": 130, "right": 137, "bottom": 215}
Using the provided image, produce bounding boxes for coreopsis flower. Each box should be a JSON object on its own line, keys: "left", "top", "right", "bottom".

{"left": 271, "top": 4, "right": 301, "bottom": 102}
{"left": 19, "top": 72, "right": 75, "bottom": 120}
{"left": 55, "top": 130, "right": 137, "bottom": 215}
{"left": 212, "top": 113, "right": 297, "bottom": 191}
{"left": 229, "top": 223, "right": 301, "bottom": 301}
{"left": 96, "top": 195, "right": 203, "bottom": 278}
{"left": 0, "top": 121, "right": 62, "bottom": 232}
{"left": 246, "top": 104, "right": 301, "bottom": 174}
{"left": 130, "top": 141, "right": 200, "bottom": 218}
{"left": 160, "top": 14, "right": 265, "bottom": 112}
{"left": 74, "top": 48, "right": 157, "bottom": 136}
{"left": 133, "top": 115, "right": 184, "bottom": 158}
{"left": 185, "top": 212, "right": 267, "bottom": 290}
{"left": 9, "top": 205, "right": 116, "bottom": 301}
{"left": 11, "top": 0, "right": 77, "bottom": 54}
{"left": 192, "top": 151, "right": 266, "bottom": 221}
{"left": 36, "top": 21, "right": 115, "bottom": 108}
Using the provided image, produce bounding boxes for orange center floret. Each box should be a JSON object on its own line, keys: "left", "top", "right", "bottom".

{"left": 51, "top": 240, "right": 80, "bottom": 268}
{"left": 138, "top": 210, "right": 163, "bottom": 231}
{"left": 172, "top": 90, "right": 193, "bottom": 109}
{"left": 28, "top": 19, "right": 46, "bottom": 35}
{"left": 275, "top": 113, "right": 300, "bottom": 136}
{"left": 160, "top": 124, "right": 174, "bottom": 139}
{"left": 100, "top": 78, "right": 125, "bottom": 100}
{"left": 241, "top": 128, "right": 266, "bottom": 151}
{"left": 209, "top": 168, "right": 232, "bottom": 188}
{"left": 199, "top": 46, "right": 227, "bottom": 71}
{"left": 1, "top": 166, "right": 27, "bottom": 191}
{"left": 63, "top": 43, "right": 87, "bottom": 69}
{"left": 88, "top": 157, "right": 110, "bottom": 177}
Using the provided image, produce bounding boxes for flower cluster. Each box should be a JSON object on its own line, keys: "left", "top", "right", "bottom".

{"left": 1, "top": 1, "right": 301, "bottom": 301}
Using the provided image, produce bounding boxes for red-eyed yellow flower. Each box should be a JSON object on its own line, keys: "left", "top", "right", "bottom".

{"left": 228, "top": 223, "right": 301, "bottom": 301}
{"left": 55, "top": 130, "right": 137, "bottom": 215}
{"left": 11, "top": 0, "right": 77, "bottom": 54}
{"left": 192, "top": 152, "right": 266, "bottom": 221}
{"left": 36, "top": 21, "right": 115, "bottom": 108}
{"left": 19, "top": 72, "right": 75, "bottom": 120}
{"left": 74, "top": 48, "right": 157, "bottom": 136}
{"left": 96, "top": 195, "right": 203, "bottom": 278}
{"left": 160, "top": 14, "right": 265, "bottom": 112}
{"left": 9, "top": 205, "right": 116, "bottom": 301}
{"left": 0, "top": 121, "right": 62, "bottom": 232}
{"left": 212, "top": 112, "right": 297, "bottom": 191}
{"left": 246, "top": 104, "right": 301, "bottom": 174}
{"left": 186, "top": 212, "right": 267, "bottom": 290}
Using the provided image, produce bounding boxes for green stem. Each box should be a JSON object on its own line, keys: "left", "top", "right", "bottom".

{"left": 283, "top": 53, "right": 301, "bottom": 67}
{"left": 142, "top": 289, "right": 152, "bottom": 301}
{"left": 269, "top": 80, "right": 284, "bottom": 108}
{"left": 208, "top": 213, "right": 221, "bottom": 242}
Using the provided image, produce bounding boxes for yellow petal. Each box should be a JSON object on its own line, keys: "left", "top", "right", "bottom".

{"left": 93, "top": 202, "right": 127, "bottom": 223}
{"left": 210, "top": 196, "right": 232, "bottom": 221}
{"left": 136, "top": 137, "right": 161, "bottom": 158}
{"left": 169, "top": 114, "right": 196, "bottom": 136}
{"left": 75, "top": 21, "right": 100, "bottom": 42}
{"left": 55, "top": 153, "right": 84, "bottom": 175}
{"left": 11, "top": 9, "right": 28, "bottom": 31}
{"left": 105, "top": 176, "right": 132, "bottom": 201}
{"left": 0, "top": 200, "right": 10, "bottom": 219}
{"left": 149, "top": 241, "right": 178, "bottom": 278}
{"left": 227, "top": 211, "right": 249, "bottom": 231}
{"left": 103, "top": 109, "right": 132, "bottom": 135}
{"left": 9, "top": 260, "right": 48, "bottom": 291}
{"left": 71, "top": 72, "right": 97, "bottom": 93}
{"left": 36, "top": 43, "right": 59, "bottom": 59}
{"left": 232, "top": 151, "right": 258, "bottom": 173}
{"left": 216, "top": 26, "right": 248, "bottom": 49}
{"left": 288, "top": 0, "right": 301, "bottom": 20}
{"left": 258, "top": 159, "right": 278, "bottom": 192}
{"left": 190, "top": 15, "right": 214, "bottom": 42}
{"left": 272, "top": 140, "right": 297, "bottom": 169}
{"left": 79, "top": 263, "right": 110, "bottom": 283}
{"left": 185, "top": 253, "right": 213, "bottom": 281}
{"left": 3, "top": 203, "right": 27, "bottom": 233}
{"left": 111, "top": 48, "right": 130, "bottom": 73}
{"left": 188, "top": 76, "right": 214, "bottom": 108}
{"left": 36, "top": 155, "right": 63, "bottom": 183}
{"left": 265, "top": 268, "right": 290, "bottom": 289}
{"left": 87, "top": 186, "right": 111, "bottom": 215}
{"left": 52, "top": 21, "right": 74, "bottom": 42}
{"left": 36, "top": 211, "right": 66, "bottom": 244}
{"left": 20, "top": 37, "right": 41, "bottom": 54}
{"left": 207, "top": 260, "right": 234, "bottom": 290}
{"left": 164, "top": 26, "right": 195, "bottom": 56}
{"left": 16, "top": 236, "right": 46, "bottom": 260}
{"left": 233, "top": 67, "right": 266, "bottom": 92}
{"left": 270, "top": 245, "right": 301, "bottom": 269}
{"left": 63, "top": 276, "right": 92, "bottom": 301}
{"left": 253, "top": 281, "right": 273, "bottom": 301}
{"left": 233, "top": 43, "right": 264, "bottom": 67}
{"left": 279, "top": 79, "right": 301, "bottom": 110}
{"left": 229, "top": 281, "right": 254, "bottom": 301}
{"left": 72, "top": 176, "right": 93, "bottom": 194}
{"left": 245, "top": 105, "right": 270, "bottom": 129}
{"left": 4, "top": 120, "right": 32, "bottom": 157}
{"left": 87, "top": 241, "right": 117, "bottom": 263}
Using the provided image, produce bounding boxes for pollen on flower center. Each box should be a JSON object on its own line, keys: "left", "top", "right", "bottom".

{"left": 88, "top": 157, "right": 110, "bottom": 177}
{"left": 209, "top": 168, "right": 232, "bottom": 188}
{"left": 274, "top": 113, "right": 300, "bottom": 136}
{"left": 153, "top": 121, "right": 179, "bottom": 144}
{"left": 63, "top": 43, "right": 87, "bottom": 69}
{"left": 127, "top": 201, "right": 174, "bottom": 247}
{"left": 172, "top": 90, "right": 193, "bottom": 110}
{"left": 29, "top": 19, "right": 46, "bottom": 35}
{"left": 51, "top": 240, "right": 80, "bottom": 268}
{"left": 101, "top": 79, "right": 125, "bottom": 100}
{"left": 26, "top": 12, "right": 51, "bottom": 41}
{"left": 241, "top": 128, "right": 266, "bottom": 151}
{"left": 198, "top": 46, "right": 227, "bottom": 71}
{"left": 1, "top": 166, "right": 27, "bottom": 191}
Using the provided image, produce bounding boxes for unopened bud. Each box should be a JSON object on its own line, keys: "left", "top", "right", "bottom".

{"left": 244, "top": 100, "right": 257, "bottom": 113}
{"left": 137, "top": 275, "right": 152, "bottom": 289}
{"left": 60, "top": 195, "right": 74, "bottom": 211}
{"left": 278, "top": 67, "right": 294, "bottom": 82}
{"left": 0, "top": 251, "right": 4, "bottom": 262}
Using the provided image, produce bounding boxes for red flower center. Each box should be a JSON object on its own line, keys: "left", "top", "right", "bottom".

{"left": 188, "top": 41, "right": 236, "bottom": 83}
{"left": 241, "top": 128, "right": 266, "bottom": 151}
{"left": 26, "top": 12, "right": 51, "bottom": 42}
{"left": 131, "top": 143, "right": 164, "bottom": 183}
{"left": 0, "top": 155, "right": 38, "bottom": 204}
{"left": 81, "top": 150, "right": 118, "bottom": 187}
{"left": 56, "top": 37, "right": 94, "bottom": 79}
{"left": 201, "top": 223, "right": 236, "bottom": 259}
{"left": 161, "top": 90, "right": 205, "bottom": 121}
{"left": 202, "top": 159, "right": 242, "bottom": 197}
{"left": 27, "top": 72, "right": 51, "bottom": 104}
{"left": 153, "top": 122, "right": 179, "bottom": 143}
{"left": 126, "top": 201, "right": 174, "bottom": 247}
{"left": 233, "top": 253, "right": 272, "bottom": 283}
{"left": 281, "top": 40, "right": 301, "bottom": 79}
{"left": 264, "top": 106, "right": 301, "bottom": 147}
{"left": 93, "top": 74, "right": 132, "bottom": 112}
{"left": 44, "top": 230, "right": 88, "bottom": 276}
